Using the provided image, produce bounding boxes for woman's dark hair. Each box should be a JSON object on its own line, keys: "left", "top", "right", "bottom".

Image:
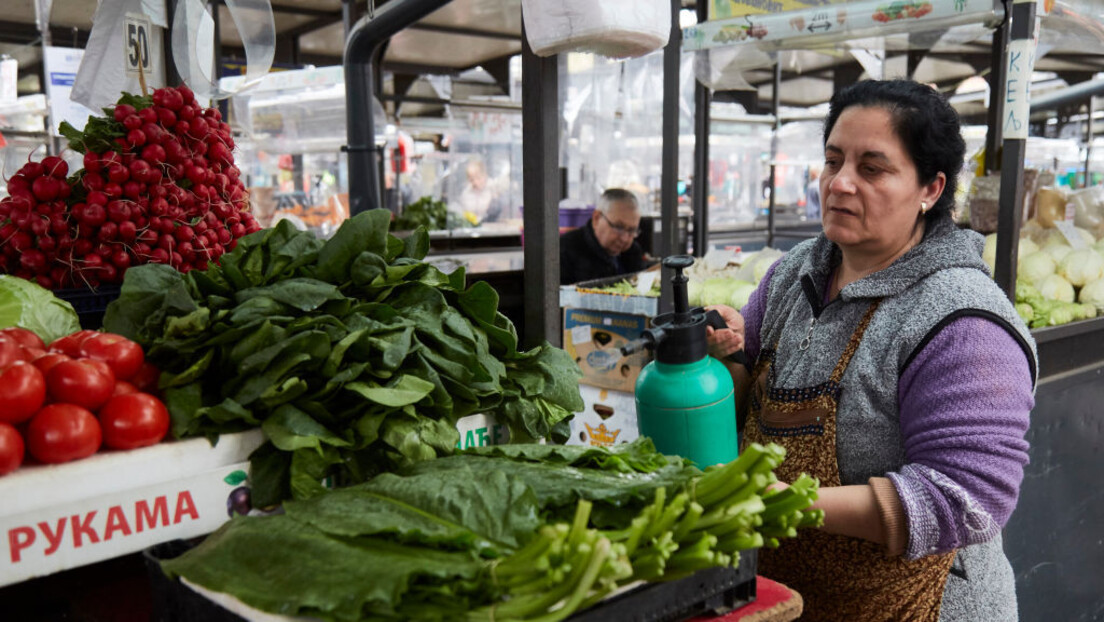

{"left": 822, "top": 79, "right": 966, "bottom": 223}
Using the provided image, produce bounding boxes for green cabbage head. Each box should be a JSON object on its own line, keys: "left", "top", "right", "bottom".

{"left": 0, "top": 275, "right": 81, "bottom": 344}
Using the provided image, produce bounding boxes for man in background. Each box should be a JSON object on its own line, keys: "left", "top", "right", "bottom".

{"left": 560, "top": 188, "right": 650, "bottom": 285}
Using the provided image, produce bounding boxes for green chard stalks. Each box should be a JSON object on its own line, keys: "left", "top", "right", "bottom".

{"left": 163, "top": 440, "right": 824, "bottom": 621}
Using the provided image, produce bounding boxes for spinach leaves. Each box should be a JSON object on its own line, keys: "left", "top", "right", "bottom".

{"left": 104, "top": 210, "right": 582, "bottom": 504}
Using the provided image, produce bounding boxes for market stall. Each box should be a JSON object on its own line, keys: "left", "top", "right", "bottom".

{"left": 4, "top": 0, "right": 1104, "bottom": 618}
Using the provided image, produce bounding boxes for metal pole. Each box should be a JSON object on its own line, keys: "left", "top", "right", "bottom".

{"left": 164, "top": 0, "right": 182, "bottom": 86}
{"left": 984, "top": 4, "right": 1009, "bottom": 175}
{"left": 35, "top": 0, "right": 60, "bottom": 155}
{"left": 521, "top": 21, "right": 560, "bottom": 349}
{"left": 658, "top": 0, "right": 681, "bottom": 315}
{"left": 660, "top": 0, "right": 680, "bottom": 259}
{"left": 994, "top": 0, "right": 1038, "bottom": 300}
{"left": 208, "top": 0, "right": 221, "bottom": 80}
{"left": 767, "top": 61, "right": 781, "bottom": 248}
{"left": 342, "top": 0, "right": 357, "bottom": 38}
{"left": 209, "top": 0, "right": 228, "bottom": 119}
{"left": 344, "top": 0, "right": 451, "bottom": 216}
{"left": 1029, "top": 77, "right": 1104, "bottom": 112}
{"left": 691, "top": 0, "right": 711, "bottom": 257}
{"left": 1085, "top": 96, "right": 1094, "bottom": 188}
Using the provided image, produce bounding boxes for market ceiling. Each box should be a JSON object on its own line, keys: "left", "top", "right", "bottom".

{"left": 1, "top": 0, "right": 524, "bottom": 91}
{"left": 3, "top": 0, "right": 1104, "bottom": 125}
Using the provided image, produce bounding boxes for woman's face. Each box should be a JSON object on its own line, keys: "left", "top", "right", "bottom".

{"left": 820, "top": 106, "right": 944, "bottom": 256}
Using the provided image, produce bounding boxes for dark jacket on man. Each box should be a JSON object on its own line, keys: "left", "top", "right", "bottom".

{"left": 559, "top": 221, "right": 648, "bottom": 285}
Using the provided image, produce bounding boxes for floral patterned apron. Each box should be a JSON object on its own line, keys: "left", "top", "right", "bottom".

{"left": 742, "top": 300, "right": 955, "bottom": 621}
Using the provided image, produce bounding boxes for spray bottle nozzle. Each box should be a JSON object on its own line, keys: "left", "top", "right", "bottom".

{"left": 620, "top": 327, "right": 667, "bottom": 357}
{"left": 663, "top": 255, "right": 696, "bottom": 321}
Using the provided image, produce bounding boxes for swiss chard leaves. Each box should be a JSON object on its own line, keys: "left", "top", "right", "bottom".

{"left": 161, "top": 441, "right": 697, "bottom": 621}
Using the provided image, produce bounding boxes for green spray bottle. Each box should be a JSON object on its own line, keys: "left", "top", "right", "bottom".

{"left": 622, "top": 256, "right": 740, "bottom": 467}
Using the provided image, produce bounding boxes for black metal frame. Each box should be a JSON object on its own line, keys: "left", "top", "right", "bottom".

{"left": 344, "top": 0, "right": 451, "bottom": 218}
{"left": 992, "top": 0, "right": 1035, "bottom": 300}
{"left": 691, "top": 0, "right": 711, "bottom": 258}
{"left": 519, "top": 20, "right": 560, "bottom": 349}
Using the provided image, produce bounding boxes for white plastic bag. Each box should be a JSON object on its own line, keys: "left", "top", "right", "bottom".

{"left": 521, "top": 0, "right": 670, "bottom": 59}
{"left": 71, "top": 0, "right": 167, "bottom": 112}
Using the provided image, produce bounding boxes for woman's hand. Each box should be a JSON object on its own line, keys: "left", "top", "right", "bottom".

{"left": 705, "top": 304, "right": 746, "bottom": 360}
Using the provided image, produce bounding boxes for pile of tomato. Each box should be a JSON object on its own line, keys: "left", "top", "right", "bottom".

{"left": 0, "top": 327, "right": 170, "bottom": 476}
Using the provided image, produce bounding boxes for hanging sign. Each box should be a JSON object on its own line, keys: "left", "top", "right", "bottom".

{"left": 710, "top": 0, "right": 845, "bottom": 20}
{"left": 686, "top": 0, "right": 1002, "bottom": 52}
{"left": 0, "top": 56, "right": 17, "bottom": 104}
{"left": 1002, "top": 0, "right": 1041, "bottom": 141}
{"left": 1002, "top": 38, "right": 1034, "bottom": 140}
{"left": 43, "top": 46, "right": 97, "bottom": 136}
{"left": 123, "top": 13, "right": 154, "bottom": 78}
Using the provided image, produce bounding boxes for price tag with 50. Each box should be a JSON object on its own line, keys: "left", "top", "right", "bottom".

{"left": 123, "top": 13, "right": 153, "bottom": 78}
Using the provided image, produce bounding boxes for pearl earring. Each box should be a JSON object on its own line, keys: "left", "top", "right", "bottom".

{"left": 921, "top": 201, "right": 928, "bottom": 213}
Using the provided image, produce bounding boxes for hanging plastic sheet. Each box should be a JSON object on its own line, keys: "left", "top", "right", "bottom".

{"left": 222, "top": 66, "right": 391, "bottom": 154}
{"left": 1039, "top": 0, "right": 1104, "bottom": 59}
{"left": 521, "top": 0, "right": 671, "bottom": 59}
{"left": 694, "top": 46, "right": 774, "bottom": 92}
{"left": 70, "top": 0, "right": 167, "bottom": 111}
{"left": 172, "top": 0, "right": 275, "bottom": 101}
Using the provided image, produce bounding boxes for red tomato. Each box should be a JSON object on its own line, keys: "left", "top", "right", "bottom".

{"left": 98, "top": 393, "right": 170, "bottom": 450}
{"left": 32, "top": 352, "right": 72, "bottom": 375}
{"left": 129, "top": 361, "right": 161, "bottom": 394}
{"left": 80, "top": 333, "right": 145, "bottom": 381}
{"left": 112, "top": 381, "right": 139, "bottom": 396}
{"left": 48, "top": 330, "right": 102, "bottom": 358}
{"left": 0, "top": 422, "right": 24, "bottom": 475}
{"left": 46, "top": 360, "right": 115, "bottom": 412}
{"left": 83, "top": 358, "right": 117, "bottom": 386}
{"left": 0, "top": 362, "right": 47, "bottom": 425}
{"left": 0, "top": 338, "right": 31, "bottom": 370}
{"left": 23, "top": 346, "right": 46, "bottom": 360}
{"left": 0, "top": 327, "right": 46, "bottom": 351}
{"left": 26, "top": 404, "right": 102, "bottom": 464}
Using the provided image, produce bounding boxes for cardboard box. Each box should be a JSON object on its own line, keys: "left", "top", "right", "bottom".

{"left": 563, "top": 308, "right": 652, "bottom": 392}
{"left": 0, "top": 430, "right": 265, "bottom": 587}
{"left": 559, "top": 270, "right": 661, "bottom": 317}
{"left": 567, "top": 385, "right": 639, "bottom": 447}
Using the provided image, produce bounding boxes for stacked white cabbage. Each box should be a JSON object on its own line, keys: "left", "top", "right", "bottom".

{"left": 686, "top": 249, "right": 783, "bottom": 311}
{"left": 986, "top": 224, "right": 1104, "bottom": 328}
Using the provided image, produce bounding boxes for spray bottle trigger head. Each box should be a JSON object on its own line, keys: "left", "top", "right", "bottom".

{"left": 705, "top": 309, "right": 729, "bottom": 330}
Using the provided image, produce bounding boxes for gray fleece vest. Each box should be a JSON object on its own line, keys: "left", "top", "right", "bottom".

{"left": 759, "top": 217, "right": 1036, "bottom": 622}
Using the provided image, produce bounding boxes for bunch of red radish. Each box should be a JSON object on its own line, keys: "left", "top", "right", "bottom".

{"left": 0, "top": 84, "right": 261, "bottom": 290}
{"left": 0, "top": 327, "right": 169, "bottom": 477}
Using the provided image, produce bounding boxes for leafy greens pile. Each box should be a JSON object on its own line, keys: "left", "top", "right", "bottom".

{"left": 586, "top": 278, "right": 660, "bottom": 297}
{"left": 391, "top": 196, "right": 469, "bottom": 231}
{"left": 103, "top": 209, "right": 583, "bottom": 505}
{"left": 162, "top": 439, "right": 823, "bottom": 622}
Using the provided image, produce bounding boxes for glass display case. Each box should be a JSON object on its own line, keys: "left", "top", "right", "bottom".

{"left": 0, "top": 95, "right": 52, "bottom": 195}
{"left": 221, "top": 66, "right": 525, "bottom": 242}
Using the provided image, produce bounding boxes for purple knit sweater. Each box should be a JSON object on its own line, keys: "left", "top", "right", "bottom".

{"left": 742, "top": 261, "right": 1034, "bottom": 558}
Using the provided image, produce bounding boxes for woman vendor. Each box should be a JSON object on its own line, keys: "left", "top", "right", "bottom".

{"left": 707, "top": 79, "right": 1036, "bottom": 621}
